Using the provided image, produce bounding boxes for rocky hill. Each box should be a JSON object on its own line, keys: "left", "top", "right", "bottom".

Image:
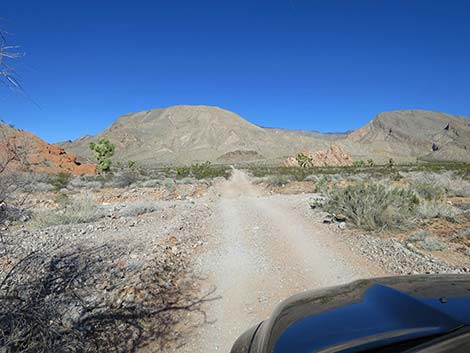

{"left": 58, "top": 106, "right": 470, "bottom": 166}
{"left": 58, "top": 105, "right": 332, "bottom": 166}
{"left": 0, "top": 123, "right": 96, "bottom": 175}
{"left": 348, "top": 110, "right": 470, "bottom": 162}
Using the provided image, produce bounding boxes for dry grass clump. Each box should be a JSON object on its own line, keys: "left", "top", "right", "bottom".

{"left": 118, "top": 200, "right": 159, "bottom": 217}
{"left": 416, "top": 201, "right": 457, "bottom": 221}
{"left": 324, "top": 182, "right": 419, "bottom": 231}
{"left": 33, "top": 199, "right": 106, "bottom": 227}
{"left": 407, "top": 230, "right": 446, "bottom": 251}
{"left": 410, "top": 171, "right": 470, "bottom": 197}
{"left": 411, "top": 182, "right": 445, "bottom": 201}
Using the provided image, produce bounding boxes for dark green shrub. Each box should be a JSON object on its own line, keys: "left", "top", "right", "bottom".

{"left": 176, "top": 166, "right": 191, "bottom": 178}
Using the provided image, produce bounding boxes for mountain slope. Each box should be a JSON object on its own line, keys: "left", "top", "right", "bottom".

{"left": 59, "top": 105, "right": 331, "bottom": 165}
{"left": 58, "top": 106, "right": 470, "bottom": 166}
{"left": 348, "top": 110, "right": 470, "bottom": 162}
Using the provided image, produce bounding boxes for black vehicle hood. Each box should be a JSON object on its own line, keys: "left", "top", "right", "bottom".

{"left": 236, "top": 275, "right": 470, "bottom": 353}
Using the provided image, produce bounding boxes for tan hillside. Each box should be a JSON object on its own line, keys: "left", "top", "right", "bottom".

{"left": 347, "top": 110, "right": 470, "bottom": 162}
{"left": 58, "top": 106, "right": 470, "bottom": 166}
{"left": 59, "top": 105, "right": 332, "bottom": 166}
{"left": 0, "top": 123, "right": 96, "bottom": 175}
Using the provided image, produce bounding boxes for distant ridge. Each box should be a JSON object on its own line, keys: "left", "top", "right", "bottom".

{"left": 57, "top": 106, "right": 470, "bottom": 166}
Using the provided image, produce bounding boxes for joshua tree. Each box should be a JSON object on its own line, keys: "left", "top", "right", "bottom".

{"left": 89, "top": 138, "right": 115, "bottom": 174}
{"left": 295, "top": 152, "right": 313, "bottom": 168}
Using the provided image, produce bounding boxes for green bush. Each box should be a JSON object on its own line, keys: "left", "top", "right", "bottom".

{"left": 176, "top": 166, "right": 191, "bottom": 178}
{"left": 324, "top": 182, "right": 419, "bottom": 231}
{"left": 175, "top": 162, "right": 230, "bottom": 180}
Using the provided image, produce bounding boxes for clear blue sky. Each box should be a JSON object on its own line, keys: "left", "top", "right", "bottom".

{"left": 1, "top": 0, "right": 469, "bottom": 142}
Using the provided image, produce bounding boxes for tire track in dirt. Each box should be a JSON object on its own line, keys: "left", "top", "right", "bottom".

{"left": 189, "top": 170, "right": 383, "bottom": 352}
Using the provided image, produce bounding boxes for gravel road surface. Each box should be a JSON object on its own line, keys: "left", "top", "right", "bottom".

{"left": 187, "top": 170, "right": 384, "bottom": 352}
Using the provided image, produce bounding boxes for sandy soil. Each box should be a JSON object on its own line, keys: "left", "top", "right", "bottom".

{"left": 184, "top": 170, "right": 385, "bottom": 352}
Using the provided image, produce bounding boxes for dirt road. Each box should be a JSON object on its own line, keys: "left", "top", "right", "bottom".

{"left": 188, "top": 170, "right": 384, "bottom": 352}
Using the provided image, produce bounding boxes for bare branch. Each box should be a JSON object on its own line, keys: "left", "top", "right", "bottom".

{"left": 0, "top": 28, "right": 24, "bottom": 91}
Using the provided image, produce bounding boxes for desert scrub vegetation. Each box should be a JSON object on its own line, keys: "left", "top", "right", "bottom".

{"left": 324, "top": 182, "right": 419, "bottom": 231}
{"left": 415, "top": 201, "right": 457, "bottom": 221}
{"left": 175, "top": 161, "right": 230, "bottom": 180}
{"left": 409, "top": 171, "right": 470, "bottom": 197}
{"left": 118, "top": 200, "right": 159, "bottom": 217}
{"left": 33, "top": 198, "right": 106, "bottom": 227}
{"left": 407, "top": 230, "right": 447, "bottom": 251}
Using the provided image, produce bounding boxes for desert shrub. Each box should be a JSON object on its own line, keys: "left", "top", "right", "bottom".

{"left": 176, "top": 166, "right": 191, "bottom": 178}
{"left": 191, "top": 162, "right": 229, "bottom": 179}
{"left": 34, "top": 199, "right": 106, "bottom": 227}
{"left": 408, "top": 230, "right": 446, "bottom": 251}
{"left": 459, "top": 229, "right": 470, "bottom": 238}
{"left": 69, "top": 177, "right": 104, "bottom": 189}
{"left": 420, "top": 237, "right": 446, "bottom": 251}
{"left": 109, "top": 171, "right": 138, "bottom": 188}
{"left": 408, "top": 229, "right": 432, "bottom": 242}
{"left": 304, "top": 174, "right": 319, "bottom": 182}
{"left": 416, "top": 201, "right": 457, "bottom": 221}
{"left": 314, "top": 176, "right": 329, "bottom": 193}
{"left": 54, "top": 192, "right": 70, "bottom": 207}
{"left": 50, "top": 172, "right": 71, "bottom": 191}
{"left": 410, "top": 171, "right": 470, "bottom": 197}
{"left": 162, "top": 178, "right": 176, "bottom": 193}
{"left": 324, "top": 182, "right": 419, "bottom": 231}
{"left": 353, "top": 160, "right": 365, "bottom": 167}
{"left": 412, "top": 182, "right": 445, "bottom": 201}
{"left": 174, "top": 163, "right": 229, "bottom": 180}
{"left": 119, "top": 200, "right": 159, "bottom": 217}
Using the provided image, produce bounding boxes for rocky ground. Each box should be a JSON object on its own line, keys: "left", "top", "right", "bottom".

{"left": 1, "top": 170, "right": 469, "bottom": 352}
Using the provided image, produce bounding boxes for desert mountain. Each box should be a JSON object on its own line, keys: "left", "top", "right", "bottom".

{"left": 59, "top": 105, "right": 332, "bottom": 166}
{"left": 0, "top": 123, "right": 96, "bottom": 175}
{"left": 348, "top": 110, "right": 470, "bottom": 162}
{"left": 58, "top": 106, "right": 470, "bottom": 166}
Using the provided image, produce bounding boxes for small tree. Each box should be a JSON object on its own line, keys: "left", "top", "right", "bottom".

{"left": 367, "top": 159, "right": 375, "bottom": 167}
{"left": 89, "top": 138, "right": 115, "bottom": 174}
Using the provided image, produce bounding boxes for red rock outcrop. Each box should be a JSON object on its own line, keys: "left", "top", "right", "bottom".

{"left": 283, "top": 144, "right": 353, "bottom": 167}
{"left": 0, "top": 126, "right": 96, "bottom": 175}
